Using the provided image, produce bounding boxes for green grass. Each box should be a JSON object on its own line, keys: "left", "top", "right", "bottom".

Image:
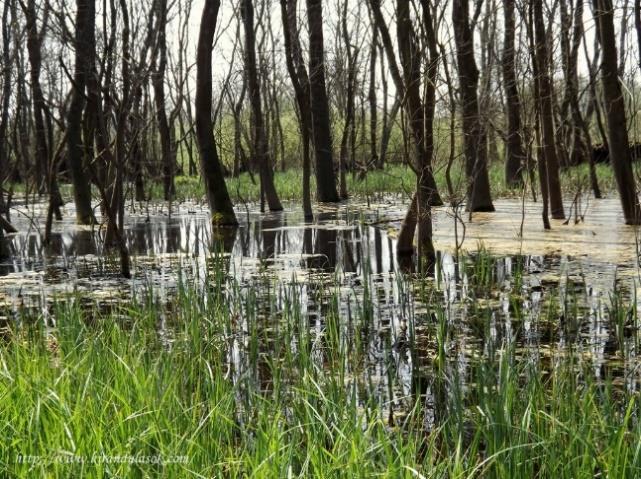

{"left": 156, "top": 161, "right": 622, "bottom": 205}
{"left": 4, "top": 155, "right": 626, "bottom": 206}
{"left": 1, "top": 252, "right": 640, "bottom": 477}
{"left": 156, "top": 164, "right": 416, "bottom": 204}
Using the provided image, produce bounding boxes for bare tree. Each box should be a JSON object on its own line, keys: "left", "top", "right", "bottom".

{"left": 502, "top": 0, "right": 525, "bottom": 187}
{"left": 452, "top": 0, "right": 495, "bottom": 212}
{"left": 368, "top": 0, "right": 442, "bottom": 264}
{"left": 241, "top": 0, "right": 283, "bottom": 212}
{"left": 281, "top": 0, "right": 313, "bottom": 218}
{"left": 306, "top": 0, "right": 340, "bottom": 203}
{"left": 66, "top": 0, "right": 96, "bottom": 225}
{"left": 593, "top": 0, "right": 641, "bottom": 224}
{"left": 532, "top": 0, "right": 565, "bottom": 219}
{"left": 196, "top": 0, "right": 238, "bottom": 226}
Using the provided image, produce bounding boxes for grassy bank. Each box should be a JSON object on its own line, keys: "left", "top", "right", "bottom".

{"left": 154, "top": 161, "right": 622, "bottom": 204}
{"left": 1, "top": 256, "right": 640, "bottom": 477}
{"left": 5, "top": 160, "right": 624, "bottom": 206}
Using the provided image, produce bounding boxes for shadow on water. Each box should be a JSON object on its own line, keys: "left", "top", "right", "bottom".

{"left": 0, "top": 197, "right": 640, "bottom": 430}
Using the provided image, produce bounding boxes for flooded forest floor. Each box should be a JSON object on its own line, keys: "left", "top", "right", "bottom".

{"left": 1, "top": 189, "right": 641, "bottom": 477}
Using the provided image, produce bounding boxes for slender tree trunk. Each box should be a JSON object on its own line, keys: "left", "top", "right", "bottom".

{"left": 378, "top": 43, "right": 388, "bottom": 169}
{"left": 281, "top": 0, "right": 313, "bottom": 219}
{"left": 338, "top": 0, "right": 357, "bottom": 199}
{"left": 152, "top": 0, "right": 175, "bottom": 201}
{"left": 196, "top": 0, "right": 237, "bottom": 226}
{"left": 232, "top": 79, "right": 247, "bottom": 178}
{"left": 22, "top": 0, "right": 47, "bottom": 195}
{"left": 67, "top": 0, "right": 96, "bottom": 225}
{"left": 22, "top": 0, "right": 63, "bottom": 219}
{"left": 564, "top": 0, "right": 601, "bottom": 197}
{"left": 369, "top": 0, "right": 441, "bottom": 261}
{"left": 0, "top": 0, "right": 12, "bottom": 224}
{"left": 501, "top": 0, "right": 525, "bottom": 187}
{"left": 369, "top": 21, "right": 378, "bottom": 170}
{"left": 452, "top": 0, "right": 495, "bottom": 212}
{"left": 241, "top": 0, "right": 282, "bottom": 212}
{"left": 533, "top": 0, "right": 565, "bottom": 219}
{"left": 0, "top": 0, "right": 13, "bottom": 253}
{"left": 635, "top": 0, "right": 641, "bottom": 69}
{"left": 306, "top": 0, "right": 340, "bottom": 202}
{"left": 593, "top": 0, "right": 641, "bottom": 224}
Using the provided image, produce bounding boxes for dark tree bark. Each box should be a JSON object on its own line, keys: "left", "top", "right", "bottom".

{"left": 0, "top": 0, "right": 12, "bottom": 219}
{"left": 231, "top": 78, "right": 247, "bottom": 178}
{"left": 369, "top": 21, "right": 379, "bottom": 170}
{"left": 337, "top": 0, "right": 358, "bottom": 199}
{"left": 0, "top": 0, "right": 14, "bottom": 253}
{"left": 501, "top": 0, "right": 525, "bottom": 187}
{"left": 452, "top": 0, "right": 495, "bottom": 212}
{"left": 368, "top": 0, "right": 441, "bottom": 262}
{"left": 152, "top": 0, "right": 175, "bottom": 201}
{"left": 372, "top": 0, "right": 441, "bottom": 208}
{"left": 66, "top": 0, "right": 96, "bottom": 225}
{"left": 635, "top": 0, "right": 641, "bottom": 69}
{"left": 560, "top": 0, "right": 600, "bottom": 198}
{"left": 21, "top": 0, "right": 63, "bottom": 220}
{"left": 241, "top": 0, "right": 282, "bottom": 212}
{"left": 21, "top": 0, "right": 48, "bottom": 194}
{"left": 195, "top": 0, "right": 237, "bottom": 226}
{"left": 306, "top": 0, "right": 340, "bottom": 203}
{"left": 370, "top": 0, "right": 440, "bottom": 264}
{"left": 532, "top": 0, "right": 565, "bottom": 219}
{"left": 526, "top": 6, "right": 551, "bottom": 229}
{"left": 20, "top": 0, "right": 62, "bottom": 220}
{"left": 281, "top": 0, "right": 313, "bottom": 219}
{"left": 593, "top": 0, "right": 641, "bottom": 224}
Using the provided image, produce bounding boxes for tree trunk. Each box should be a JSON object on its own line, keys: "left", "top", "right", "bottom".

{"left": 67, "top": 0, "right": 96, "bottom": 225}
{"left": 195, "top": 0, "right": 238, "bottom": 226}
{"left": 593, "top": 0, "right": 641, "bottom": 224}
{"left": 368, "top": 0, "right": 441, "bottom": 262}
{"left": 306, "top": 0, "right": 339, "bottom": 203}
{"left": 369, "top": 21, "right": 378, "bottom": 170}
{"left": 501, "top": 0, "right": 525, "bottom": 187}
{"left": 281, "top": 0, "right": 313, "bottom": 219}
{"left": 452, "top": 0, "right": 495, "bottom": 212}
{"left": 0, "top": 0, "right": 12, "bottom": 223}
{"left": 152, "top": 0, "right": 175, "bottom": 202}
{"left": 635, "top": 0, "right": 641, "bottom": 69}
{"left": 338, "top": 0, "right": 357, "bottom": 199}
{"left": 533, "top": 0, "right": 565, "bottom": 219}
{"left": 241, "top": 0, "right": 282, "bottom": 212}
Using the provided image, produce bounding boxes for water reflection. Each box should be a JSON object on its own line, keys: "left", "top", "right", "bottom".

{"left": 0, "top": 199, "right": 639, "bottom": 428}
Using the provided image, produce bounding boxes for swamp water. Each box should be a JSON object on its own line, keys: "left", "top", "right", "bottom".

{"left": 1, "top": 195, "right": 640, "bottom": 427}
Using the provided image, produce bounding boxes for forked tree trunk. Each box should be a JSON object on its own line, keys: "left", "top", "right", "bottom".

{"left": 533, "top": 0, "right": 565, "bottom": 219}
{"left": 241, "top": 0, "right": 282, "bottom": 212}
{"left": 22, "top": 0, "right": 49, "bottom": 196}
{"left": 452, "top": 0, "right": 495, "bottom": 212}
{"left": 369, "top": 0, "right": 441, "bottom": 263}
